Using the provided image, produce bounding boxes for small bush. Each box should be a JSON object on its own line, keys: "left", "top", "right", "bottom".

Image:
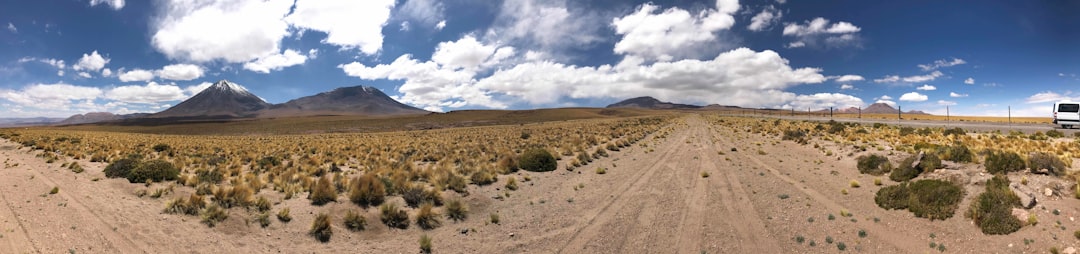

{"left": 967, "top": 175, "right": 1023, "bottom": 235}
{"left": 419, "top": 234, "right": 433, "bottom": 254}
{"left": 1047, "top": 129, "right": 1065, "bottom": 138}
{"left": 349, "top": 174, "right": 386, "bottom": 207}
{"left": 277, "top": 208, "right": 292, "bottom": 223}
{"left": 938, "top": 144, "right": 974, "bottom": 163}
{"left": 782, "top": 129, "right": 808, "bottom": 143}
{"left": 254, "top": 212, "right": 271, "bottom": 228}
{"left": 889, "top": 156, "right": 920, "bottom": 182}
{"left": 470, "top": 170, "right": 496, "bottom": 186}
{"left": 519, "top": 148, "right": 557, "bottom": 172}
{"left": 68, "top": 162, "right": 84, "bottom": 173}
{"left": 310, "top": 213, "right": 332, "bottom": 242}
{"left": 850, "top": 180, "right": 861, "bottom": 188}
{"left": 309, "top": 176, "right": 336, "bottom": 205}
{"left": 899, "top": 127, "right": 915, "bottom": 136}
{"left": 152, "top": 143, "right": 171, "bottom": 152}
{"left": 104, "top": 158, "right": 140, "bottom": 179}
{"left": 195, "top": 168, "right": 224, "bottom": 184}
{"left": 943, "top": 127, "right": 966, "bottom": 136}
{"left": 126, "top": 160, "right": 180, "bottom": 183}
{"left": 985, "top": 150, "right": 1026, "bottom": 174}
{"left": 164, "top": 194, "right": 206, "bottom": 215}
{"left": 505, "top": 177, "right": 518, "bottom": 191}
{"left": 403, "top": 185, "right": 443, "bottom": 208}
{"left": 380, "top": 203, "right": 409, "bottom": 229}
{"left": 415, "top": 203, "right": 442, "bottom": 230}
{"left": 49, "top": 186, "right": 59, "bottom": 194}
{"left": 445, "top": 198, "right": 468, "bottom": 222}
{"left": 343, "top": 210, "right": 366, "bottom": 232}
{"left": 200, "top": 204, "right": 228, "bottom": 227}
{"left": 918, "top": 153, "right": 942, "bottom": 173}
{"left": 489, "top": 213, "right": 500, "bottom": 224}
{"left": 875, "top": 179, "right": 964, "bottom": 220}
{"left": 857, "top": 154, "right": 892, "bottom": 175}
{"left": 1029, "top": 152, "right": 1066, "bottom": 176}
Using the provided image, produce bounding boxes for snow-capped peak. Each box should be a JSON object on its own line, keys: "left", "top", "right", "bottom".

{"left": 210, "top": 80, "right": 250, "bottom": 94}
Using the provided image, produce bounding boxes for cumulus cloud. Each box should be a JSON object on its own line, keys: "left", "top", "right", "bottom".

{"left": 435, "top": 20, "right": 446, "bottom": 30}
{"left": 840, "top": 84, "right": 854, "bottom": 90}
{"left": 285, "top": 0, "right": 395, "bottom": 54}
{"left": 937, "top": 100, "right": 957, "bottom": 106}
{"left": 747, "top": 5, "right": 782, "bottom": 32}
{"left": 834, "top": 75, "right": 863, "bottom": 82}
{"left": 431, "top": 35, "right": 514, "bottom": 71}
{"left": 916, "top": 84, "right": 936, "bottom": 91}
{"left": 964, "top": 77, "right": 974, "bottom": 85}
{"left": 243, "top": 49, "right": 308, "bottom": 73}
{"left": 0, "top": 83, "right": 103, "bottom": 110}
{"left": 78, "top": 72, "right": 92, "bottom": 78}
{"left": 152, "top": 0, "right": 294, "bottom": 63}
{"left": 1027, "top": 91, "right": 1080, "bottom": 104}
{"left": 899, "top": 92, "right": 928, "bottom": 102}
{"left": 105, "top": 82, "right": 189, "bottom": 103}
{"left": 102, "top": 68, "right": 113, "bottom": 77}
{"left": 782, "top": 17, "right": 861, "bottom": 48}
{"left": 949, "top": 92, "right": 968, "bottom": 98}
{"left": 156, "top": 64, "right": 204, "bottom": 80}
{"left": 73, "top": 50, "right": 110, "bottom": 72}
{"left": 612, "top": 2, "right": 739, "bottom": 61}
{"left": 89, "top": 0, "right": 124, "bottom": 10}
{"left": 486, "top": 0, "right": 604, "bottom": 58}
{"left": 917, "top": 58, "right": 965, "bottom": 71}
{"left": 118, "top": 69, "right": 155, "bottom": 82}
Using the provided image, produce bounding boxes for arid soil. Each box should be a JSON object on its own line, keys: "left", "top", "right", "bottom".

{"left": 1, "top": 114, "right": 1078, "bottom": 253}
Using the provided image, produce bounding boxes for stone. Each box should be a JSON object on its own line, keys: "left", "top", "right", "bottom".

{"left": 1045, "top": 188, "right": 1054, "bottom": 197}
{"left": 1010, "top": 184, "right": 1037, "bottom": 209}
{"left": 1064, "top": 247, "right": 1076, "bottom": 254}
{"left": 1011, "top": 208, "right": 1029, "bottom": 223}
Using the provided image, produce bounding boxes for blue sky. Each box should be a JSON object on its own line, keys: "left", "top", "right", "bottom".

{"left": 0, "top": 0, "right": 1077, "bottom": 117}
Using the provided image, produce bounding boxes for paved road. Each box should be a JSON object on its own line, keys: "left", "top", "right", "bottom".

{"left": 717, "top": 113, "right": 1078, "bottom": 135}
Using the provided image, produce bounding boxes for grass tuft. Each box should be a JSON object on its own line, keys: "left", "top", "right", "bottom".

{"left": 310, "top": 212, "right": 332, "bottom": 242}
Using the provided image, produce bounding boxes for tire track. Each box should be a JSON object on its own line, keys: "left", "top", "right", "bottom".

{"left": 0, "top": 180, "right": 41, "bottom": 254}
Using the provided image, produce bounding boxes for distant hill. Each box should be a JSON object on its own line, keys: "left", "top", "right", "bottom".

{"left": 261, "top": 85, "right": 427, "bottom": 117}
{"left": 58, "top": 112, "right": 150, "bottom": 125}
{"left": 606, "top": 96, "right": 701, "bottom": 109}
{"left": 0, "top": 117, "right": 64, "bottom": 127}
{"left": 818, "top": 103, "right": 928, "bottom": 115}
{"left": 149, "top": 80, "right": 271, "bottom": 118}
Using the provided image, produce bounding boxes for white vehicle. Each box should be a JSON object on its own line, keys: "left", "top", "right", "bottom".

{"left": 1053, "top": 101, "right": 1080, "bottom": 129}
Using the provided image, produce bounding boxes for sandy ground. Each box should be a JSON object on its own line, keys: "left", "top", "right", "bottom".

{"left": 1, "top": 114, "right": 1079, "bottom": 253}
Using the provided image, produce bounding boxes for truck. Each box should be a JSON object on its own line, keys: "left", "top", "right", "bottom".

{"left": 1053, "top": 101, "right": 1080, "bottom": 129}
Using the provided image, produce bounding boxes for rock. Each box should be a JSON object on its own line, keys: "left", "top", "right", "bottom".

{"left": 509, "top": 233, "right": 515, "bottom": 238}
{"left": 459, "top": 228, "right": 469, "bottom": 235}
{"left": 1011, "top": 208, "right": 1030, "bottom": 222}
{"left": 1009, "top": 184, "right": 1038, "bottom": 209}
{"left": 910, "top": 152, "right": 925, "bottom": 169}
{"left": 492, "top": 195, "right": 503, "bottom": 200}
{"left": 1045, "top": 188, "right": 1055, "bottom": 197}
{"left": 1065, "top": 247, "right": 1077, "bottom": 254}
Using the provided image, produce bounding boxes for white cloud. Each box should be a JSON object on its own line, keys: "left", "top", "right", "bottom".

{"left": 785, "top": 93, "right": 864, "bottom": 110}
{"left": 308, "top": 49, "right": 319, "bottom": 59}
{"left": 949, "top": 92, "right": 968, "bottom": 98}
{"left": 964, "top": 77, "right": 974, "bottom": 85}
{"left": 834, "top": 75, "right": 864, "bottom": 82}
{"left": 156, "top": 64, "right": 204, "bottom": 80}
{"left": 396, "top": 0, "right": 444, "bottom": 29}
{"left": 152, "top": 0, "right": 294, "bottom": 62}
{"left": 486, "top": 0, "right": 603, "bottom": 58}
{"left": 89, "top": 0, "right": 124, "bottom": 10}
{"left": 286, "top": 0, "right": 395, "bottom": 55}
{"left": 874, "top": 71, "right": 944, "bottom": 83}
{"left": 57, "top": 70, "right": 64, "bottom": 76}
{"left": 105, "top": 82, "right": 188, "bottom": 103}
{"left": 1027, "top": 91, "right": 1080, "bottom": 104}
{"left": 840, "top": 84, "right": 854, "bottom": 90}
{"left": 28, "top": 58, "right": 66, "bottom": 69}
{"left": 0, "top": 83, "right": 103, "bottom": 110}
{"left": 786, "top": 41, "right": 805, "bottom": 48}
{"left": 899, "top": 92, "right": 928, "bottom": 102}
{"left": 875, "top": 100, "right": 896, "bottom": 107}
{"left": 435, "top": 20, "right": 446, "bottom": 30}
{"left": 6, "top": 22, "right": 15, "bottom": 33}
{"left": 879, "top": 95, "right": 893, "bottom": 100}
{"left": 917, "top": 58, "right": 966, "bottom": 71}
{"left": 101, "top": 68, "right": 113, "bottom": 77}
{"left": 78, "top": 72, "right": 92, "bottom": 78}
{"left": 73, "top": 50, "right": 110, "bottom": 72}
{"left": 431, "top": 35, "right": 514, "bottom": 71}
{"left": 399, "top": 21, "right": 411, "bottom": 31}
{"left": 612, "top": 2, "right": 739, "bottom": 61}
{"left": 937, "top": 100, "right": 957, "bottom": 106}
{"left": 242, "top": 49, "right": 308, "bottom": 73}
{"left": 782, "top": 17, "right": 861, "bottom": 48}
{"left": 118, "top": 69, "right": 155, "bottom": 82}
{"left": 916, "top": 84, "right": 936, "bottom": 91}
{"left": 340, "top": 55, "right": 501, "bottom": 111}
{"left": 747, "top": 5, "right": 781, "bottom": 32}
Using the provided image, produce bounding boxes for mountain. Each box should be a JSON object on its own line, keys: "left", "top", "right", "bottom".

{"left": 58, "top": 112, "right": 150, "bottom": 125}
{"left": 828, "top": 103, "right": 929, "bottom": 115}
{"left": 150, "top": 80, "right": 271, "bottom": 118}
{"left": 0, "top": 117, "right": 64, "bottom": 127}
{"left": 606, "top": 96, "right": 701, "bottom": 109}
{"left": 261, "top": 85, "right": 427, "bottom": 117}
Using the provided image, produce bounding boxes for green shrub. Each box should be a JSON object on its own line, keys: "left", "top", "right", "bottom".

{"left": 827, "top": 121, "right": 846, "bottom": 134}
{"left": 1029, "top": 152, "right": 1066, "bottom": 176}
{"left": 349, "top": 174, "right": 386, "bottom": 207}
{"left": 126, "top": 160, "right": 179, "bottom": 183}
{"left": 899, "top": 127, "right": 915, "bottom": 136}
{"left": 782, "top": 129, "right": 808, "bottom": 143}
{"left": 938, "top": 144, "right": 974, "bottom": 163}
{"left": 152, "top": 143, "right": 171, "bottom": 152}
{"left": 195, "top": 168, "right": 224, "bottom": 184}
{"left": 856, "top": 154, "right": 892, "bottom": 175}
{"left": 943, "top": 127, "right": 966, "bottom": 136}
{"left": 419, "top": 234, "right": 433, "bottom": 254}
{"left": 310, "top": 213, "right": 332, "bottom": 242}
{"left": 889, "top": 156, "right": 919, "bottom": 182}
{"left": 343, "top": 210, "right": 366, "bottom": 231}
{"left": 200, "top": 204, "right": 228, "bottom": 228}
{"left": 104, "top": 158, "right": 140, "bottom": 178}
{"left": 1047, "top": 129, "right": 1065, "bottom": 138}
{"left": 445, "top": 198, "right": 468, "bottom": 222}
{"left": 985, "top": 150, "right": 1025, "bottom": 174}
{"left": 402, "top": 185, "right": 443, "bottom": 208}
{"left": 875, "top": 179, "right": 964, "bottom": 220}
{"left": 967, "top": 175, "right": 1023, "bottom": 235}
{"left": 519, "top": 148, "right": 557, "bottom": 172}
{"left": 254, "top": 212, "right": 271, "bottom": 228}
{"left": 415, "top": 203, "right": 442, "bottom": 230}
{"left": 309, "top": 176, "right": 337, "bottom": 205}
{"left": 918, "top": 153, "right": 942, "bottom": 173}
{"left": 380, "top": 202, "right": 409, "bottom": 229}
{"left": 470, "top": 170, "right": 496, "bottom": 186}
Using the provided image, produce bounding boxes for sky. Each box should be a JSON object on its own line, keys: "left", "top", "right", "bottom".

{"left": 0, "top": 0, "right": 1078, "bottom": 118}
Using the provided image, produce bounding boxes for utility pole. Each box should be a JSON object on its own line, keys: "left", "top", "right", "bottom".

{"left": 946, "top": 106, "right": 950, "bottom": 123}
{"left": 1008, "top": 106, "right": 1012, "bottom": 127}
{"left": 898, "top": 105, "right": 902, "bottom": 121}
{"left": 830, "top": 107, "right": 834, "bottom": 119}
{"left": 858, "top": 107, "right": 861, "bottom": 119}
